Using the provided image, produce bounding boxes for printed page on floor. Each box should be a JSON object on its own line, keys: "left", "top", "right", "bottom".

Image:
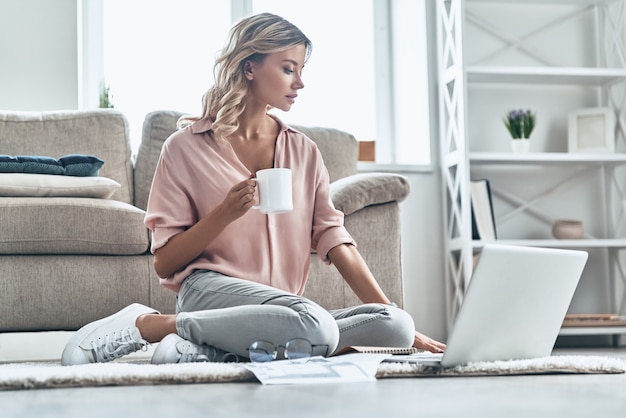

{"left": 243, "top": 353, "right": 390, "bottom": 385}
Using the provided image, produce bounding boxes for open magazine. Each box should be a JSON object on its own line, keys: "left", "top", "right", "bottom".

{"left": 243, "top": 353, "right": 389, "bottom": 385}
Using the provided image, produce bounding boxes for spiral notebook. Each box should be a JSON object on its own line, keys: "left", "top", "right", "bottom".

{"left": 335, "top": 346, "right": 424, "bottom": 356}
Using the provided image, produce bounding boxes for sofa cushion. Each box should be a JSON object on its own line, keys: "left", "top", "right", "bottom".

{"left": 0, "top": 174, "right": 120, "bottom": 198}
{"left": 135, "top": 110, "right": 187, "bottom": 210}
{"left": 330, "top": 173, "right": 410, "bottom": 215}
{"left": 0, "top": 154, "right": 104, "bottom": 176}
{"left": 59, "top": 154, "right": 105, "bottom": 176}
{"left": 0, "top": 197, "right": 149, "bottom": 255}
{"left": 290, "top": 125, "right": 358, "bottom": 183}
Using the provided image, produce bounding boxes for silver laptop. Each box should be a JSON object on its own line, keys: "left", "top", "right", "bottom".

{"left": 398, "top": 244, "right": 588, "bottom": 367}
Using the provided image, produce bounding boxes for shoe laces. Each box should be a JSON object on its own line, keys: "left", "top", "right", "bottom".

{"left": 89, "top": 327, "right": 149, "bottom": 362}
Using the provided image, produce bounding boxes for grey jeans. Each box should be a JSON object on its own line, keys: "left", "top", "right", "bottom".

{"left": 175, "top": 270, "right": 415, "bottom": 359}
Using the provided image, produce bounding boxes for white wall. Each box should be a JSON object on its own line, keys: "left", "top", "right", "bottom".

{"left": 0, "top": 0, "right": 78, "bottom": 110}
{"left": 398, "top": 172, "right": 447, "bottom": 342}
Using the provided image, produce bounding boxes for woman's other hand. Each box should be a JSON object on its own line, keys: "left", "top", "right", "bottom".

{"left": 413, "top": 330, "right": 446, "bottom": 353}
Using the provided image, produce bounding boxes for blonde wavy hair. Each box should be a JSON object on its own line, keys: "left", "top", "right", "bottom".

{"left": 179, "top": 13, "right": 312, "bottom": 141}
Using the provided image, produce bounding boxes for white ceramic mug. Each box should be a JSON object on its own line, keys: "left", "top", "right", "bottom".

{"left": 252, "top": 168, "right": 293, "bottom": 214}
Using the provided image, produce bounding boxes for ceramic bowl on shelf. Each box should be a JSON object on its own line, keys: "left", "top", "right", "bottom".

{"left": 552, "top": 219, "right": 584, "bottom": 239}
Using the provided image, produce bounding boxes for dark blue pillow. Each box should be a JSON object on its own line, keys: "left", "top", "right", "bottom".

{"left": 59, "top": 155, "right": 105, "bottom": 176}
{"left": 0, "top": 154, "right": 104, "bottom": 177}
{"left": 0, "top": 155, "right": 63, "bottom": 175}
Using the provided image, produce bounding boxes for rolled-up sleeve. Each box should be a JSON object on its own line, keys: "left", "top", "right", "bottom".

{"left": 309, "top": 151, "right": 355, "bottom": 263}
{"left": 144, "top": 139, "right": 193, "bottom": 254}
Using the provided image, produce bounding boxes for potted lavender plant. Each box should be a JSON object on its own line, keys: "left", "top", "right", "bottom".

{"left": 504, "top": 109, "right": 536, "bottom": 152}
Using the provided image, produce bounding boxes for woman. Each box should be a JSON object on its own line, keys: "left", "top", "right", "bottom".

{"left": 62, "top": 13, "right": 445, "bottom": 366}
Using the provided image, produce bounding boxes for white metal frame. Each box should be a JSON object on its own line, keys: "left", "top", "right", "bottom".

{"left": 437, "top": 0, "right": 472, "bottom": 327}
{"left": 600, "top": 1, "right": 626, "bottom": 150}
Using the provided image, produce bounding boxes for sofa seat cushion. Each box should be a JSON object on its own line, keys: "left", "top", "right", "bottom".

{"left": 0, "top": 197, "right": 149, "bottom": 255}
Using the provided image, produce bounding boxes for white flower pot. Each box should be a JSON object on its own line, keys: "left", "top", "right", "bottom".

{"left": 511, "top": 139, "right": 530, "bottom": 153}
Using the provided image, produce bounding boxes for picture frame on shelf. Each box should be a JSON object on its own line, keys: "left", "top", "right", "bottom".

{"left": 568, "top": 107, "right": 616, "bottom": 153}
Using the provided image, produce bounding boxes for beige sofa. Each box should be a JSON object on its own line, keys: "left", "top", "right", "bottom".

{"left": 0, "top": 109, "right": 410, "bottom": 332}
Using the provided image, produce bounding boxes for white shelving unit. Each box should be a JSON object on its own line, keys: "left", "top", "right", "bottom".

{"left": 436, "top": 0, "right": 626, "bottom": 340}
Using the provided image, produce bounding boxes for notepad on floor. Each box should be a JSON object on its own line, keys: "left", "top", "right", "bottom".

{"left": 334, "top": 346, "right": 423, "bottom": 356}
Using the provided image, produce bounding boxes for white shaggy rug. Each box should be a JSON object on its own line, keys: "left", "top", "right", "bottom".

{"left": 0, "top": 355, "right": 624, "bottom": 390}
{"left": 378, "top": 355, "right": 626, "bottom": 378}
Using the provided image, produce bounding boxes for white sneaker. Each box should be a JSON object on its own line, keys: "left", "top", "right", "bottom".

{"left": 151, "top": 334, "right": 238, "bottom": 364}
{"left": 61, "top": 303, "right": 159, "bottom": 366}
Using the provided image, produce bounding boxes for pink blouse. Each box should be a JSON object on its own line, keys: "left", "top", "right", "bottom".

{"left": 144, "top": 115, "right": 355, "bottom": 294}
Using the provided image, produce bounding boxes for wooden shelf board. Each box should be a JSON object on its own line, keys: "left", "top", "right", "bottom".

{"left": 472, "top": 239, "right": 626, "bottom": 248}
{"left": 470, "top": 152, "right": 626, "bottom": 165}
{"left": 467, "top": 66, "right": 626, "bottom": 85}
{"left": 468, "top": 0, "right": 618, "bottom": 4}
{"left": 559, "top": 326, "right": 626, "bottom": 336}
{"left": 563, "top": 319, "right": 626, "bottom": 327}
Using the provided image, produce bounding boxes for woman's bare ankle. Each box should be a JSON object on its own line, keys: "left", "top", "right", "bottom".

{"left": 135, "top": 313, "right": 178, "bottom": 343}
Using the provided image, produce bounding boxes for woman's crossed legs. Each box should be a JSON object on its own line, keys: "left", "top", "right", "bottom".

{"left": 61, "top": 270, "right": 414, "bottom": 365}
